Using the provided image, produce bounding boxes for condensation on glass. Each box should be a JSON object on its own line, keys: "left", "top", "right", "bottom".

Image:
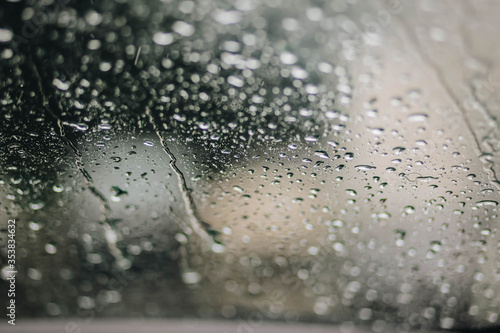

{"left": 0, "top": 0, "right": 499, "bottom": 332}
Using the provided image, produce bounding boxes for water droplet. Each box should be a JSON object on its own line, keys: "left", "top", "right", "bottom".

{"left": 314, "top": 151, "right": 330, "bottom": 159}
{"left": 325, "top": 110, "right": 340, "bottom": 119}
{"left": 110, "top": 186, "right": 128, "bottom": 202}
{"left": 233, "top": 185, "right": 244, "bottom": 193}
{"left": 68, "top": 122, "right": 89, "bottom": 131}
{"left": 211, "top": 243, "right": 225, "bottom": 253}
{"left": 300, "top": 108, "right": 313, "bottom": 117}
{"left": 77, "top": 296, "right": 95, "bottom": 309}
{"left": 346, "top": 189, "right": 357, "bottom": 196}
{"left": 308, "top": 246, "right": 319, "bottom": 255}
{"left": 393, "top": 147, "right": 406, "bottom": 154}
{"left": 228, "top": 75, "right": 244, "bottom": 87}
{"left": 280, "top": 51, "right": 297, "bottom": 65}
{"left": 45, "top": 243, "right": 57, "bottom": 254}
{"left": 29, "top": 221, "right": 40, "bottom": 231}
{"left": 52, "top": 78, "right": 69, "bottom": 91}
{"left": 415, "top": 140, "right": 427, "bottom": 146}
{"left": 153, "top": 32, "right": 174, "bottom": 45}
{"left": 213, "top": 10, "right": 242, "bottom": 25}
{"left": 416, "top": 176, "right": 438, "bottom": 182}
{"left": 344, "top": 152, "right": 354, "bottom": 160}
{"left": 374, "top": 212, "right": 391, "bottom": 219}
{"left": 408, "top": 113, "right": 428, "bottom": 122}
{"left": 29, "top": 201, "right": 45, "bottom": 210}
{"left": 172, "top": 20, "right": 195, "bottom": 37}
{"left": 400, "top": 205, "right": 414, "bottom": 215}
{"left": 354, "top": 165, "right": 376, "bottom": 171}
{"left": 28, "top": 268, "right": 42, "bottom": 280}
{"left": 368, "top": 127, "right": 384, "bottom": 135}
{"left": 0, "top": 28, "right": 13, "bottom": 42}
{"left": 305, "top": 136, "right": 319, "bottom": 142}
{"left": 359, "top": 308, "right": 372, "bottom": 320}
{"left": 476, "top": 200, "right": 498, "bottom": 207}
{"left": 182, "top": 270, "right": 201, "bottom": 284}
{"left": 199, "top": 122, "right": 210, "bottom": 130}
{"left": 98, "top": 124, "right": 111, "bottom": 130}
{"left": 395, "top": 230, "right": 406, "bottom": 247}
{"left": 430, "top": 241, "right": 442, "bottom": 252}
{"left": 52, "top": 185, "right": 64, "bottom": 192}
{"left": 440, "top": 317, "right": 455, "bottom": 329}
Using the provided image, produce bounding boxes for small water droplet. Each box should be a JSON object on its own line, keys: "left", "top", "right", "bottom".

{"left": 476, "top": 200, "right": 498, "bottom": 207}
{"left": 314, "top": 151, "right": 330, "bottom": 159}
{"left": 29, "top": 201, "right": 45, "bottom": 210}
{"left": 45, "top": 243, "right": 57, "bottom": 254}
{"left": 233, "top": 185, "right": 244, "bottom": 193}
{"left": 393, "top": 147, "right": 406, "bottom": 154}
{"left": 52, "top": 185, "right": 64, "bottom": 193}
{"left": 404, "top": 206, "right": 415, "bottom": 214}
{"left": 354, "top": 165, "right": 376, "bottom": 171}
{"left": 430, "top": 241, "right": 442, "bottom": 252}
{"left": 408, "top": 113, "right": 428, "bottom": 122}
{"left": 305, "top": 136, "right": 319, "bottom": 142}
{"left": 346, "top": 189, "right": 357, "bottom": 196}
{"left": 28, "top": 268, "right": 42, "bottom": 280}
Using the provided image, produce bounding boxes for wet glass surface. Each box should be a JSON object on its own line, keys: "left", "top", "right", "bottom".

{"left": 0, "top": 0, "right": 499, "bottom": 332}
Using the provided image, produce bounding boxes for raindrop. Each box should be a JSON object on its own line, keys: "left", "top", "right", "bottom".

{"left": 395, "top": 230, "right": 406, "bottom": 247}
{"left": 408, "top": 113, "right": 429, "bottom": 122}
{"left": 0, "top": 28, "right": 13, "bottom": 42}
{"left": 393, "top": 147, "right": 406, "bottom": 154}
{"left": 153, "top": 32, "right": 174, "bottom": 46}
{"left": 52, "top": 79, "right": 69, "bottom": 91}
{"left": 172, "top": 21, "right": 195, "bottom": 37}
{"left": 416, "top": 176, "right": 438, "bottom": 182}
{"left": 29, "top": 201, "right": 45, "bottom": 210}
{"left": 28, "top": 268, "right": 42, "bottom": 280}
{"left": 29, "top": 221, "right": 40, "bottom": 231}
{"left": 314, "top": 151, "right": 330, "bottom": 159}
{"left": 213, "top": 10, "right": 242, "bottom": 25}
{"left": 344, "top": 152, "right": 354, "bottom": 160}
{"left": 404, "top": 206, "right": 415, "bottom": 214}
{"left": 45, "top": 243, "right": 57, "bottom": 254}
{"left": 233, "top": 185, "right": 244, "bottom": 193}
{"left": 440, "top": 317, "right": 455, "bottom": 329}
{"left": 305, "top": 136, "right": 319, "bottom": 142}
{"left": 346, "top": 189, "right": 357, "bottom": 196}
{"left": 280, "top": 51, "right": 297, "bottom": 65}
{"left": 430, "top": 241, "right": 442, "bottom": 252}
{"left": 52, "top": 185, "right": 64, "bottom": 193}
{"left": 354, "top": 165, "right": 376, "bottom": 171}
{"left": 476, "top": 200, "right": 498, "bottom": 207}
{"left": 368, "top": 127, "right": 384, "bottom": 135}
